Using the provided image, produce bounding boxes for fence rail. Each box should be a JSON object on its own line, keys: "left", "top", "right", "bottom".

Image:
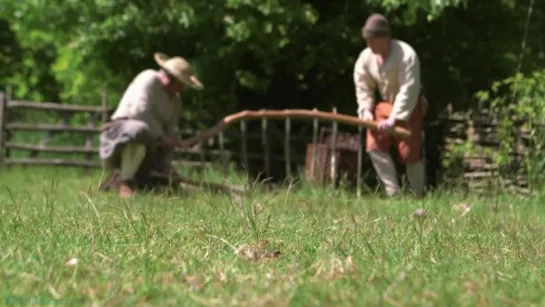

{"left": 5, "top": 143, "right": 97, "bottom": 154}
{"left": 8, "top": 100, "right": 106, "bottom": 113}
{"left": 4, "top": 158, "right": 100, "bottom": 168}
{"left": 6, "top": 123, "right": 102, "bottom": 133}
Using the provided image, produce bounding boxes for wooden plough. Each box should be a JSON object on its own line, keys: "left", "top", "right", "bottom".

{"left": 99, "top": 109, "right": 411, "bottom": 195}
{"left": 177, "top": 108, "right": 411, "bottom": 148}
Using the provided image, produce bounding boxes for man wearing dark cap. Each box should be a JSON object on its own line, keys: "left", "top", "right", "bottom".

{"left": 353, "top": 13, "right": 427, "bottom": 198}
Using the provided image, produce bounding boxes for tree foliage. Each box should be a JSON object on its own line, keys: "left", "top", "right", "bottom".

{"left": 0, "top": 0, "right": 543, "bottom": 127}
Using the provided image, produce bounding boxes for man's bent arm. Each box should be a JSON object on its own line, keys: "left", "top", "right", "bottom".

{"left": 353, "top": 54, "right": 376, "bottom": 114}
{"left": 390, "top": 53, "right": 421, "bottom": 122}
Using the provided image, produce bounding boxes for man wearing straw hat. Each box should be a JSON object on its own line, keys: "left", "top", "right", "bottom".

{"left": 99, "top": 52, "right": 204, "bottom": 198}
{"left": 353, "top": 13, "right": 427, "bottom": 198}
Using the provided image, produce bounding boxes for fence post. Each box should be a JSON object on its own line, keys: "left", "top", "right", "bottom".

{"left": 198, "top": 131, "right": 205, "bottom": 177}
{"left": 219, "top": 132, "right": 227, "bottom": 178}
{"left": 330, "top": 107, "right": 338, "bottom": 189}
{"left": 100, "top": 90, "right": 109, "bottom": 173}
{"left": 284, "top": 117, "right": 291, "bottom": 179}
{"left": 101, "top": 91, "right": 108, "bottom": 124}
{"left": 5, "top": 86, "right": 12, "bottom": 161}
{"left": 311, "top": 108, "right": 318, "bottom": 181}
{"left": 84, "top": 111, "right": 97, "bottom": 174}
{"left": 0, "top": 91, "right": 5, "bottom": 166}
{"left": 240, "top": 120, "right": 249, "bottom": 173}
{"left": 261, "top": 114, "right": 271, "bottom": 191}
{"left": 514, "top": 119, "right": 523, "bottom": 192}
{"left": 357, "top": 126, "right": 363, "bottom": 198}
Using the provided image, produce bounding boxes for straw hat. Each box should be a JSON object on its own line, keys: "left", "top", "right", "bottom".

{"left": 154, "top": 52, "right": 204, "bottom": 90}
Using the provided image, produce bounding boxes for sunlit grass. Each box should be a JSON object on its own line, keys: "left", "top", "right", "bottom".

{"left": 0, "top": 166, "right": 544, "bottom": 306}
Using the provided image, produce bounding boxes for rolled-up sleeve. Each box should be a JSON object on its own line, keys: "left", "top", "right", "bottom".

{"left": 353, "top": 53, "right": 376, "bottom": 114}
{"left": 390, "top": 53, "right": 421, "bottom": 121}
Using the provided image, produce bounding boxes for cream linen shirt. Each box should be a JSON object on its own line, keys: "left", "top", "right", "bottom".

{"left": 111, "top": 69, "right": 181, "bottom": 139}
{"left": 353, "top": 39, "right": 422, "bottom": 121}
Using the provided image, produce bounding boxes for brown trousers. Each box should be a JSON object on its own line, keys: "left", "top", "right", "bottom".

{"left": 366, "top": 97, "right": 426, "bottom": 164}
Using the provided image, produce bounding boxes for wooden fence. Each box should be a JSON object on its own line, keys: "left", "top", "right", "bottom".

{"left": 0, "top": 87, "right": 536, "bottom": 195}
{"left": 439, "top": 106, "right": 532, "bottom": 194}
{"left": 0, "top": 87, "right": 108, "bottom": 168}
{"left": 0, "top": 88, "right": 376, "bottom": 195}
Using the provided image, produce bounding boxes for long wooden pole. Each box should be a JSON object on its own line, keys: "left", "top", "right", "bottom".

{"left": 175, "top": 109, "right": 411, "bottom": 149}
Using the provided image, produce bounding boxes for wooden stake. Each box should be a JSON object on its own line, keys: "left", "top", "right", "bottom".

{"left": 0, "top": 91, "right": 5, "bottom": 165}
{"left": 284, "top": 117, "right": 291, "bottom": 179}
{"left": 330, "top": 107, "right": 338, "bottom": 189}
{"left": 240, "top": 120, "right": 249, "bottom": 172}
{"left": 262, "top": 115, "right": 271, "bottom": 191}
{"left": 357, "top": 126, "right": 363, "bottom": 198}
{"left": 311, "top": 108, "right": 318, "bottom": 182}
{"left": 84, "top": 111, "right": 97, "bottom": 174}
{"left": 219, "top": 132, "right": 227, "bottom": 178}
{"left": 5, "top": 86, "right": 12, "bottom": 161}
{"left": 101, "top": 91, "right": 109, "bottom": 124}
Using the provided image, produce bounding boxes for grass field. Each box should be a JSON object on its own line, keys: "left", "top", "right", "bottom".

{"left": 1, "top": 166, "right": 544, "bottom": 306}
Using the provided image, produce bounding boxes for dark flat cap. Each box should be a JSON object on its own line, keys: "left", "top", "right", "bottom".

{"left": 362, "top": 13, "right": 390, "bottom": 38}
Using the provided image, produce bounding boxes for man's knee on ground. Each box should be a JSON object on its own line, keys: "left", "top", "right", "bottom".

{"left": 120, "top": 143, "right": 147, "bottom": 181}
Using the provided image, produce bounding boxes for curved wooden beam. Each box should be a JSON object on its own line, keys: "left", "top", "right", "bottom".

{"left": 178, "top": 109, "right": 411, "bottom": 148}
